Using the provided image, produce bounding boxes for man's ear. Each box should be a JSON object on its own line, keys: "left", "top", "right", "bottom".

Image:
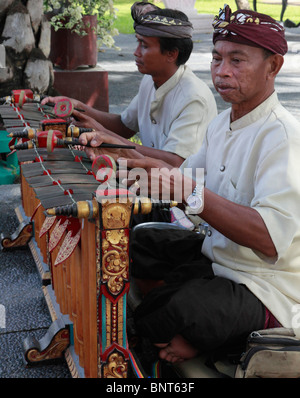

{"left": 166, "top": 48, "right": 179, "bottom": 63}
{"left": 267, "top": 54, "right": 284, "bottom": 79}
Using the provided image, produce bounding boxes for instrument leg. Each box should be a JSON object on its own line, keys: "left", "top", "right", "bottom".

{"left": 23, "top": 318, "right": 71, "bottom": 366}
{"left": 0, "top": 220, "right": 33, "bottom": 251}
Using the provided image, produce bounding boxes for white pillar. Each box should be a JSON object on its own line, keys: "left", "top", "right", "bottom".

{"left": 163, "top": 0, "right": 214, "bottom": 34}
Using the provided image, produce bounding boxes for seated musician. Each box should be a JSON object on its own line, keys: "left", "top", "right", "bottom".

{"left": 42, "top": 1, "right": 217, "bottom": 168}
{"left": 120, "top": 6, "right": 300, "bottom": 363}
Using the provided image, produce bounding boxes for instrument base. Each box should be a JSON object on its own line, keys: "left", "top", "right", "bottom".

{"left": 0, "top": 220, "right": 33, "bottom": 251}
{"left": 23, "top": 317, "right": 70, "bottom": 366}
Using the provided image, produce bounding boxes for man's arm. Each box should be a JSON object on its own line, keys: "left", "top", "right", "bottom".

{"left": 124, "top": 157, "right": 277, "bottom": 259}
{"left": 41, "top": 96, "right": 136, "bottom": 139}
{"left": 201, "top": 189, "right": 277, "bottom": 258}
{"left": 79, "top": 127, "right": 185, "bottom": 167}
{"left": 125, "top": 144, "right": 184, "bottom": 167}
{"left": 43, "top": 97, "right": 188, "bottom": 167}
{"left": 76, "top": 107, "right": 135, "bottom": 139}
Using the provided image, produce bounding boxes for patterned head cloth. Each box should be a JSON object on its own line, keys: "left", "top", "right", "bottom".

{"left": 212, "top": 4, "right": 288, "bottom": 55}
{"left": 131, "top": 1, "right": 193, "bottom": 38}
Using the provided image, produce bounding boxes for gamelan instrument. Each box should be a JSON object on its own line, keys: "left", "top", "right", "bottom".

{"left": 0, "top": 89, "right": 84, "bottom": 117}
{"left": 9, "top": 129, "right": 136, "bottom": 152}
{"left": 0, "top": 94, "right": 176, "bottom": 378}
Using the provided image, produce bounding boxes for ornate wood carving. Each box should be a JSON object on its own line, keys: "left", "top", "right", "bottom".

{"left": 0, "top": 220, "right": 33, "bottom": 250}
{"left": 98, "top": 198, "right": 132, "bottom": 378}
{"left": 102, "top": 349, "right": 128, "bottom": 378}
{"left": 23, "top": 319, "right": 70, "bottom": 365}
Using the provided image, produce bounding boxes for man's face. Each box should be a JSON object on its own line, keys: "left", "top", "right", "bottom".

{"left": 134, "top": 34, "right": 166, "bottom": 76}
{"left": 211, "top": 40, "right": 273, "bottom": 112}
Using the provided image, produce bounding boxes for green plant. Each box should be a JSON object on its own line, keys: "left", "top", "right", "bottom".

{"left": 112, "top": 0, "right": 300, "bottom": 34}
{"left": 43, "top": 0, "right": 119, "bottom": 48}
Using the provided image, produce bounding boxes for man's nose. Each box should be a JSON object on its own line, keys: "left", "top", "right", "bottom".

{"left": 134, "top": 44, "right": 141, "bottom": 57}
{"left": 216, "top": 60, "right": 232, "bottom": 77}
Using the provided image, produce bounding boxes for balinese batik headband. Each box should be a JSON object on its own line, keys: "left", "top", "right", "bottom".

{"left": 131, "top": 1, "right": 193, "bottom": 38}
{"left": 212, "top": 4, "right": 287, "bottom": 55}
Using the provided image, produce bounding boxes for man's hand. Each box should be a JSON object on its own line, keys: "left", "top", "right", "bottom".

{"left": 119, "top": 157, "right": 196, "bottom": 202}
{"left": 72, "top": 109, "right": 104, "bottom": 130}
{"left": 41, "top": 95, "right": 81, "bottom": 109}
{"left": 79, "top": 131, "right": 144, "bottom": 162}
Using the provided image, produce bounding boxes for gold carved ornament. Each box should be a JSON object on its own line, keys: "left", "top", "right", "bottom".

{"left": 102, "top": 351, "right": 127, "bottom": 378}
{"left": 101, "top": 201, "right": 131, "bottom": 295}
{"left": 25, "top": 329, "right": 70, "bottom": 363}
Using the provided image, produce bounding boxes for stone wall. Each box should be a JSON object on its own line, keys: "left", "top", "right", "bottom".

{"left": 0, "top": 0, "right": 53, "bottom": 96}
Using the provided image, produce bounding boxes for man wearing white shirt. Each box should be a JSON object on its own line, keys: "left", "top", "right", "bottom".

{"left": 126, "top": 5, "right": 300, "bottom": 363}
{"left": 43, "top": 2, "right": 217, "bottom": 168}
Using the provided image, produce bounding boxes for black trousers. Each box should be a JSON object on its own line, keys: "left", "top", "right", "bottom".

{"left": 131, "top": 227, "right": 266, "bottom": 353}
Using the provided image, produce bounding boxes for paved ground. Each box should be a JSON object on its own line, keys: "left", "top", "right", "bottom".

{"left": 0, "top": 28, "right": 300, "bottom": 379}
{"left": 0, "top": 185, "right": 72, "bottom": 378}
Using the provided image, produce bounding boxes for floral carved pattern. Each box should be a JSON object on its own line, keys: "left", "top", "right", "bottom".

{"left": 101, "top": 200, "right": 131, "bottom": 296}
{"left": 25, "top": 328, "right": 70, "bottom": 363}
{"left": 102, "top": 351, "right": 127, "bottom": 378}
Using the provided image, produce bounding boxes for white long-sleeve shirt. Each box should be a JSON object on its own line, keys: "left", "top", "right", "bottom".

{"left": 182, "top": 92, "right": 300, "bottom": 336}
{"left": 121, "top": 65, "right": 217, "bottom": 159}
